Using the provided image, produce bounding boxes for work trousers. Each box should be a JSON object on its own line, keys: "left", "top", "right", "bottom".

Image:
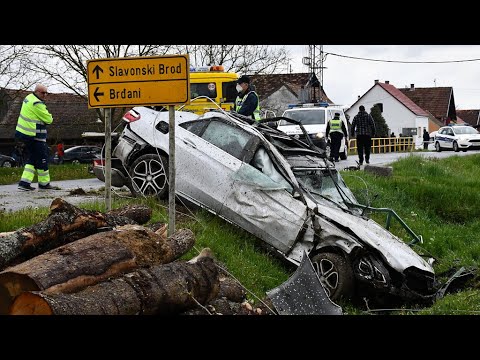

{"left": 356, "top": 135, "right": 372, "bottom": 163}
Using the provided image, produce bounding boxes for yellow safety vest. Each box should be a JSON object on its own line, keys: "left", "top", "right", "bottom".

{"left": 235, "top": 91, "right": 261, "bottom": 121}
{"left": 16, "top": 93, "right": 53, "bottom": 140}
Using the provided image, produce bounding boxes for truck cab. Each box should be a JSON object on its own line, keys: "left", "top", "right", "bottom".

{"left": 179, "top": 65, "right": 239, "bottom": 114}
{"left": 278, "top": 102, "right": 349, "bottom": 160}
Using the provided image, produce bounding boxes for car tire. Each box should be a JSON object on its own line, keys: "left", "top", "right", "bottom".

{"left": 311, "top": 252, "right": 355, "bottom": 301}
{"left": 1, "top": 161, "right": 13, "bottom": 167}
{"left": 340, "top": 147, "right": 348, "bottom": 160}
{"left": 435, "top": 142, "right": 442, "bottom": 152}
{"left": 72, "top": 159, "right": 80, "bottom": 165}
{"left": 453, "top": 141, "right": 460, "bottom": 152}
{"left": 129, "top": 153, "right": 169, "bottom": 200}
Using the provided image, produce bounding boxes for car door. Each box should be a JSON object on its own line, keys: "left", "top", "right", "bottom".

{"left": 219, "top": 146, "right": 309, "bottom": 254}
{"left": 175, "top": 118, "right": 253, "bottom": 213}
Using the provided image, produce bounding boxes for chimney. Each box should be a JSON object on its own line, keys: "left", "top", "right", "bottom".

{"left": 374, "top": 79, "right": 379, "bottom": 84}
{"left": 410, "top": 84, "right": 415, "bottom": 90}
{"left": 385, "top": 80, "right": 389, "bottom": 84}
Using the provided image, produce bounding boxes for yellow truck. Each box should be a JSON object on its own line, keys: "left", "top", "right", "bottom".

{"left": 179, "top": 65, "right": 239, "bottom": 114}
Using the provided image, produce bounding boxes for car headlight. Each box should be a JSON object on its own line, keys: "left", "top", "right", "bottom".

{"left": 315, "top": 132, "right": 324, "bottom": 139}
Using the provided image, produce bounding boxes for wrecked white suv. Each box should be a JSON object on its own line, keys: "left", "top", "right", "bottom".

{"left": 108, "top": 107, "right": 437, "bottom": 302}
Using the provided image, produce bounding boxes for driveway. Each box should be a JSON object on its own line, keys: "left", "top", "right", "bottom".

{"left": 0, "top": 178, "right": 107, "bottom": 213}
{"left": 335, "top": 148, "right": 480, "bottom": 170}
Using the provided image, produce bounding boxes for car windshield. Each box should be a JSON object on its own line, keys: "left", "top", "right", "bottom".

{"left": 295, "top": 169, "right": 358, "bottom": 210}
{"left": 279, "top": 110, "right": 325, "bottom": 126}
{"left": 453, "top": 126, "right": 479, "bottom": 135}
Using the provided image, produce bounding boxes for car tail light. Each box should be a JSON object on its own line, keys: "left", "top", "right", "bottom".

{"left": 122, "top": 109, "right": 141, "bottom": 123}
{"left": 93, "top": 159, "right": 105, "bottom": 167}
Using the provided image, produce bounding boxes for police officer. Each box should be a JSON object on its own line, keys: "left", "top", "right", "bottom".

{"left": 326, "top": 112, "right": 348, "bottom": 162}
{"left": 15, "top": 84, "right": 57, "bottom": 191}
{"left": 235, "top": 75, "right": 261, "bottom": 121}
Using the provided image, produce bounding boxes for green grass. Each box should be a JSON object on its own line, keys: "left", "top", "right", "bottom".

{"left": 0, "top": 163, "right": 95, "bottom": 185}
{"left": 2, "top": 153, "right": 480, "bottom": 314}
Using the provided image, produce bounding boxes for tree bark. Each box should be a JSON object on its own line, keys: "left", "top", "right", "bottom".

{"left": 10, "top": 249, "right": 219, "bottom": 315}
{"left": 0, "top": 225, "right": 195, "bottom": 315}
{"left": 0, "top": 198, "right": 152, "bottom": 270}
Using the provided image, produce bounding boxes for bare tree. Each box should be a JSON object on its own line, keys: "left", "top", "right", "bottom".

{"left": 176, "top": 45, "right": 291, "bottom": 74}
{"left": 0, "top": 45, "right": 40, "bottom": 90}
{"left": 24, "top": 45, "right": 174, "bottom": 124}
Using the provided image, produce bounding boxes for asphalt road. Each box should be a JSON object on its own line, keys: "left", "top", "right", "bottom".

{"left": 1, "top": 148, "right": 479, "bottom": 213}
{"left": 0, "top": 178, "right": 108, "bottom": 213}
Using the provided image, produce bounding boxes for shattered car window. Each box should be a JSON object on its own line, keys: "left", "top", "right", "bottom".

{"left": 231, "top": 163, "right": 293, "bottom": 192}
{"left": 200, "top": 120, "right": 252, "bottom": 160}
{"left": 295, "top": 169, "right": 357, "bottom": 210}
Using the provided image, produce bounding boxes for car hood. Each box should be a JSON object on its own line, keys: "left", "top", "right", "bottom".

{"left": 457, "top": 134, "right": 480, "bottom": 141}
{"left": 316, "top": 202, "right": 434, "bottom": 274}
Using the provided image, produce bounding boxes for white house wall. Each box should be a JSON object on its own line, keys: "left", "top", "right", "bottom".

{"left": 346, "top": 85, "right": 419, "bottom": 137}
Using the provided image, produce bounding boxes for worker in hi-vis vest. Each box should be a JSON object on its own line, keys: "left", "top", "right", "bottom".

{"left": 15, "top": 84, "right": 58, "bottom": 191}
{"left": 325, "top": 112, "right": 348, "bottom": 162}
{"left": 235, "top": 75, "right": 261, "bottom": 121}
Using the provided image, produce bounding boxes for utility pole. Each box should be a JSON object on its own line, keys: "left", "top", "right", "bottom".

{"left": 302, "top": 45, "right": 327, "bottom": 102}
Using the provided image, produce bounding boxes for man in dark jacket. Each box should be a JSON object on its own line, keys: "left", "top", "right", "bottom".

{"left": 350, "top": 105, "right": 376, "bottom": 165}
{"left": 234, "top": 75, "right": 261, "bottom": 120}
{"left": 423, "top": 129, "right": 430, "bottom": 150}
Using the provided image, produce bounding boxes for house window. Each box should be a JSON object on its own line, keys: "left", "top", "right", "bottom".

{"left": 402, "top": 128, "right": 417, "bottom": 136}
{"left": 374, "top": 103, "right": 383, "bottom": 112}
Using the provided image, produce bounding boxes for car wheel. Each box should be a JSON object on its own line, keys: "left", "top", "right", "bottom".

{"left": 435, "top": 142, "right": 442, "bottom": 152}
{"left": 129, "top": 153, "right": 169, "bottom": 199}
{"left": 72, "top": 159, "right": 80, "bottom": 165}
{"left": 2, "top": 160, "right": 13, "bottom": 167}
{"left": 340, "top": 147, "right": 348, "bottom": 160}
{"left": 311, "top": 252, "right": 355, "bottom": 301}
{"left": 453, "top": 141, "right": 460, "bottom": 152}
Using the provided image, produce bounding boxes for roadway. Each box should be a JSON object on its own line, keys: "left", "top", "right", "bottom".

{"left": 1, "top": 149, "right": 479, "bottom": 213}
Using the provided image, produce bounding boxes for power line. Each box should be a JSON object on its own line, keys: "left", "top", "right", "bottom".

{"left": 326, "top": 52, "right": 480, "bottom": 64}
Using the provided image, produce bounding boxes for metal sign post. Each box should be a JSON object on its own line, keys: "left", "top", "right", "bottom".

{"left": 168, "top": 105, "right": 176, "bottom": 236}
{"left": 104, "top": 108, "right": 112, "bottom": 211}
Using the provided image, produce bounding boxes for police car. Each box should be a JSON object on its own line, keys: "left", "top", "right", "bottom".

{"left": 278, "top": 102, "right": 349, "bottom": 160}
{"left": 434, "top": 125, "right": 480, "bottom": 152}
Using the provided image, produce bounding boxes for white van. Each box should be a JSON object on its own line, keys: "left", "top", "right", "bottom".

{"left": 278, "top": 103, "right": 349, "bottom": 160}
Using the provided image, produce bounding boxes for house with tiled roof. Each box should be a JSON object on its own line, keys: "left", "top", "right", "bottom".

{"left": 0, "top": 88, "right": 103, "bottom": 155}
{"left": 249, "top": 73, "right": 333, "bottom": 117}
{"left": 456, "top": 109, "right": 479, "bottom": 127}
{"left": 346, "top": 80, "right": 456, "bottom": 148}
{"left": 398, "top": 84, "right": 456, "bottom": 127}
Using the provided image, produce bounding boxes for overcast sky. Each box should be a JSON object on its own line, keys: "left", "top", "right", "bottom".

{"left": 284, "top": 45, "right": 480, "bottom": 110}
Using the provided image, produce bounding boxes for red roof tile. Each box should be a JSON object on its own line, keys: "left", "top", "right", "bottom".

{"left": 378, "top": 83, "right": 430, "bottom": 116}
{"left": 398, "top": 86, "right": 454, "bottom": 120}
{"left": 455, "top": 109, "right": 479, "bottom": 126}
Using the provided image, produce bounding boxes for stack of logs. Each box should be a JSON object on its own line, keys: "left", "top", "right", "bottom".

{"left": 0, "top": 198, "right": 271, "bottom": 315}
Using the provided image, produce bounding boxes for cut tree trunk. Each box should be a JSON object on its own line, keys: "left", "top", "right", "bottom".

{"left": 0, "top": 198, "right": 152, "bottom": 270}
{"left": 0, "top": 225, "right": 195, "bottom": 315}
{"left": 10, "top": 248, "right": 219, "bottom": 315}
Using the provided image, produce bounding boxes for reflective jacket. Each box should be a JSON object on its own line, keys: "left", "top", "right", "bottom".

{"left": 235, "top": 90, "right": 261, "bottom": 121}
{"left": 329, "top": 118, "right": 342, "bottom": 133}
{"left": 15, "top": 93, "right": 53, "bottom": 142}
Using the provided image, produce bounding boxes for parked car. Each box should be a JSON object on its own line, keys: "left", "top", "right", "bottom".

{"left": 0, "top": 154, "right": 17, "bottom": 167}
{"left": 53, "top": 145, "right": 102, "bottom": 164}
{"left": 434, "top": 125, "right": 480, "bottom": 152}
{"left": 98, "top": 107, "right": 437, "bottom": 303}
